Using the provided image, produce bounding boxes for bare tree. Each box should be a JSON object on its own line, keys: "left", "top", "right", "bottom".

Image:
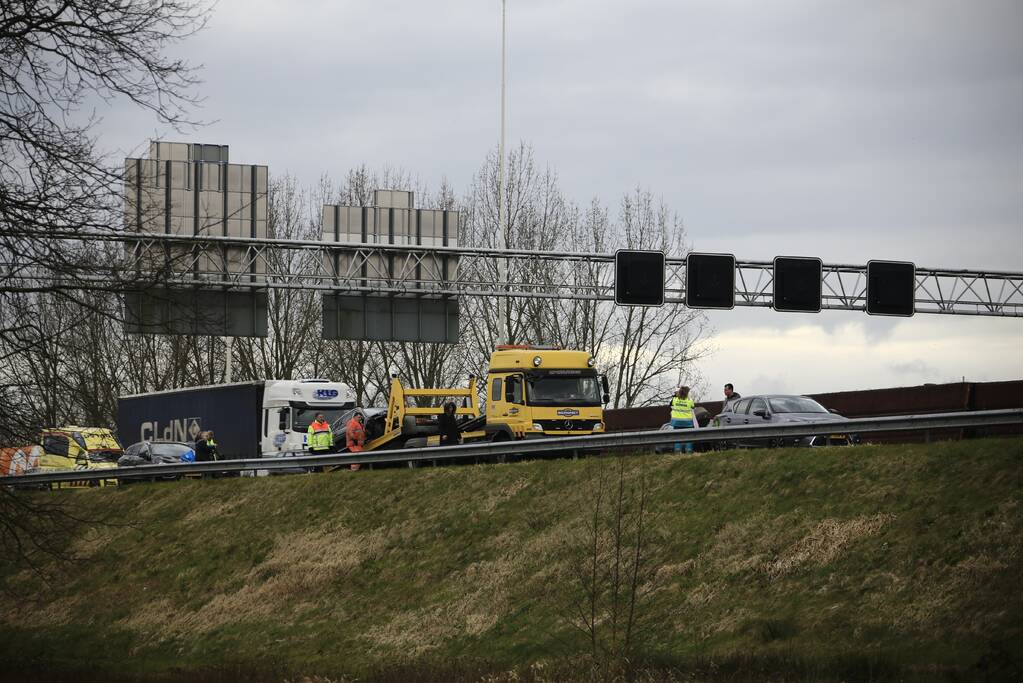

{"left": 605, "top": 190, "right": 709, "bottom": 407}
{"left": 0, "top": 0, "right": 211, "bottom": 445}
{"left": 461, "top": 145, "right": 709, "bottom": 407}
{"left": 0, "top": 0, "right": 209, "bottom": 295}
{"left": 461, "top": 143, "right": 572, "bottom": 352}
{"left": 561, "top": 457, "right": 659, "bottom": 678}
{"left": 234, "top": 174, "right": 322, "bottom": 381}
{"left": 0, "top": 0, "right": 212, "bottom": 576}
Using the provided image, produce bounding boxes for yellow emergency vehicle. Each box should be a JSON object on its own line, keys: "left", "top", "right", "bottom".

{"left": 37, "top": 426, "right": 121, "bottom": 487}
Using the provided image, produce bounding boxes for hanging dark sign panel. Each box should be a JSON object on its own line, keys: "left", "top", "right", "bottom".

{"left": 773, "top": 256, "right": 823, "bottom": 313}
{"left": 685, "top": 252, "right": 735, "bottom": 309}
{"left": 614, "top": 249, "right": 665, "bottom": 307}
{"left": 866, "top": 260, "right": 916, "bottom": 317}
{"left": 322, "top": 294, "right": 459, "bottom": 343}
{"left": 124, "top": 288, "right": 268, "bottom": 337}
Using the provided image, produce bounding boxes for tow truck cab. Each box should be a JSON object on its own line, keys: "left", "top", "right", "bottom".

{"left": 485, "top": 345, "right": 609, "bottom": 439}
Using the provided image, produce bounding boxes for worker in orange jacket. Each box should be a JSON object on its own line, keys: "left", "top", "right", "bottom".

{"left": 345, "top": 413, "right": 366, "bottom": 471}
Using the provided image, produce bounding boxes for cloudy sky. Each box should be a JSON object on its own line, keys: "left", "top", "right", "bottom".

{"left": 97, "top": 0, "right": 1023, "bottom": 397}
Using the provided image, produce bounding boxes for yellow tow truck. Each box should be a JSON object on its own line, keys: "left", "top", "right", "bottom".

{"left": 341, "top": 345, "right": 609, "bottom": 455}
{"left": 480, "top": 345, "right": 608, "bottom": 440}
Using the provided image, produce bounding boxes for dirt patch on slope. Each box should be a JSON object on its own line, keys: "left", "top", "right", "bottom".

{"left": 767, "top": 513, "right": 895, "bottom": 577}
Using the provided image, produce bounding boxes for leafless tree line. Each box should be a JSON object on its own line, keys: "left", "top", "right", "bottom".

{"left": 0, "top": 145, "right": 709, "bottom": 444}
{"left": 0, "top": 2, "right": 706, "bottom": 447}
{"left": 0, "top": 0, "right": 215, "bottom": 572}
{"left": 461, "top": 144, "right": 709, "bottom": 409}
{"left": 0, "top": 0, "right": 212, "bottom": 447}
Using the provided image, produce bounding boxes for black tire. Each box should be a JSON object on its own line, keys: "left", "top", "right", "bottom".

{"left": 483, "top": 432, "right": 510, "bottom": 464}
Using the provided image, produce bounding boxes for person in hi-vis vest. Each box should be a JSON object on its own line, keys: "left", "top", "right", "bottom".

{"left": 670, "top": 386, "right": 696, "bottom": 453}
{"left": 306, "top": 413, "right": 334, "bottom": 454}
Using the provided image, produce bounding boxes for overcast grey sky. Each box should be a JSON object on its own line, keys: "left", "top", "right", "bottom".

{"left": 97, "top": 0, "right": 1023, "bottom": 396}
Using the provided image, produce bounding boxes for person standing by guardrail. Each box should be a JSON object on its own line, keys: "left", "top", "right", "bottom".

{"left": 195, "top": 430, "right": 219, "bottom": 478}
{"left": 195, "top": 431, "right": 214, "bottom": 462}
{"left": 724, "top": 383, "right": 741, "bottom": 409}
{"left": 345, "top": 413, "right": 366, "bottom": 471}
{"left": 439, "top": 401, "right": 461, "bottom": 446}
{"left": 307, "top": 413, "right": 334, "bottom": 454}
{"left": 671, "top": 386, "right": 696, "bottom": 453}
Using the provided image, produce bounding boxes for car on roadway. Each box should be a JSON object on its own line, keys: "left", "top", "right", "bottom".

{"left": 118, "top": 440, "right": 195, "bottom": 467}
{"left": 117, "top": 440, "right": 195, "bottom": 481}
{"left": 713, "top": 394, "right": 860, "bottom": 448}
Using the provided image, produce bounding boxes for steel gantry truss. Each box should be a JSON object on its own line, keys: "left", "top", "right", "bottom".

{"left": 7, "top": 230, "right": 1023, "bottom": 317}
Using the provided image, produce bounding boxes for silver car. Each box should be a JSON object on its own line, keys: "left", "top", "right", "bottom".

{"left": 714, "top": 395, "right": 860, "bottom": 448}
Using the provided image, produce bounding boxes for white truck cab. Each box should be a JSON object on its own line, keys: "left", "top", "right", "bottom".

{"left": 261, "top": 379, "right": 356, "bottom": 455}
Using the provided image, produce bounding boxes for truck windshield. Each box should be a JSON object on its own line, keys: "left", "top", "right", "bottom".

{"left": 526, "top": 374, "right": 602, "bottom": 406}
{"left": 292, "top": 407, "right": 349, "bottom": 433}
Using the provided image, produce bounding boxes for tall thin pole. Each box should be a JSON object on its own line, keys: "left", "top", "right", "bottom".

{"left": 225, "top": 336, "right": 233, "bottom": 383}
{"left": 497, "top": 0, "right": 507, "bottom": 345}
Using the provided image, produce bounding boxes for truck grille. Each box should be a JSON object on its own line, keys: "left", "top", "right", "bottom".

{"left": 537, "top": 419, "right": 600, "bottom": 432}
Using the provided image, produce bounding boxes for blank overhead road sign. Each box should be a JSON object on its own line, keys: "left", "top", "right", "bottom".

{"left": 773, "top": 256, "right": 823, "bottom": 313}
{"left": 323, "top": 294, "right": 458, "bottom": 343}
{"left": 867, "top": 260, "right": 916, "bottom": 317}
{"left": 319, "top": 190, "right": 460, "bottom": 342}
{"left": 124, "top": 288, "right": 268, "bottom": 337}
{"left": 614, "top": 250, "right": 665, "bottom": 306}
{"left": 685, "top": 253, "right": 736, "bottom": 309}
{"left": 122, "top": 140, "right": 270, "bottom": 337}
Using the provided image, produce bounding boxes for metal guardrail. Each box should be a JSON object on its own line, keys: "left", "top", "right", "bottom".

{"left": 3, "top": 409, "right": 1021, "bottom": 487}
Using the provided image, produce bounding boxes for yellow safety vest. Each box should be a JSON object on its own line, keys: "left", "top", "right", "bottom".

{"left": 671, "top": 396, "right": 694, "bottom": 420}
{"left": 307, "top": 421, "right": 333, "bottom": 451}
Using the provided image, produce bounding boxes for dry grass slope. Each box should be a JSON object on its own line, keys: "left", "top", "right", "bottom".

{"left": 1, "top": 437, "right": 1021, "bottom": 681}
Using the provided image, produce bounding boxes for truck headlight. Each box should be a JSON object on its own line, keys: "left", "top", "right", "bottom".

{"left": 533, "top": 356, "right": 542, "bottom": 367}
{"left": 596, "top": 423, "right": 604, "bottom": 431}
{"left": 531, "top": 423, "right": 543, "bottom": 431}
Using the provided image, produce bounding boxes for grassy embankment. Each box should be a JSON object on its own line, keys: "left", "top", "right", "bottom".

{"left": 1, "top": 438, "right": 1021, "bottom": 681}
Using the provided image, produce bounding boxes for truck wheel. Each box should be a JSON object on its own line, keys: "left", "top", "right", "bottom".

{"left": 487, "top": 432, "right": 509, "bottom": 464}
